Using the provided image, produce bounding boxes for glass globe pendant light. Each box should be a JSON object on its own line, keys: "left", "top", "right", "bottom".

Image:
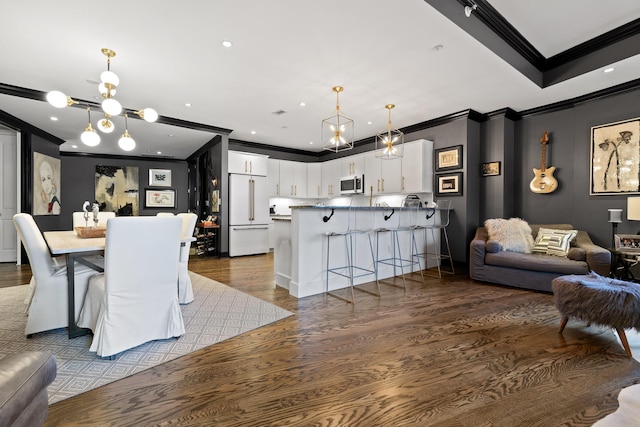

{"left": 118, "top": 113, "right": 136, "bottom": 151}
{"left": 96, "top": 113, "right": 115, "bottom": 133}
{"left": 80, "top": 107, "right": 101, "bottom": 147}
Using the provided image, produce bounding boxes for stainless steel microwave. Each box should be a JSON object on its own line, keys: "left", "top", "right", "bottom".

{"left": 340, "top": 175, "right": 364, "bottom": 194}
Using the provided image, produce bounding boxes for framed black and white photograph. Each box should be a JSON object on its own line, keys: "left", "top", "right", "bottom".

{"left": 144, "top": 188, "right": 176, "bottom": 208}
{"left": 615, "top": 234, "right": 640, "bottom": 251}
{"left": 590, "top": 117, "right": 640, "bottom": 195}
{"left": 436, "top": 172, "right": 463, "bottom": 197}
{"left": 435, "top": 145, "right": 463, "bottom": 172}
{"left": 482, "top": 161, "right": 501, "bottom": 177}
{"left": 149, "top": 169, "right": 172, "bottom": 187}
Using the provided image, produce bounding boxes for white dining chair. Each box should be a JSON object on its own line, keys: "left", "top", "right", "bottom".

{"left": 13, "top": 213, "right": 100, "bottom": 336}
{"left": 176, "top": 213, "right": 198, "bottom": 304}
{"left": 72, "top": 211, "right": 115, "bottom": 231}
{"left": 77, "top": 216, "right": 185, "bottom": 358}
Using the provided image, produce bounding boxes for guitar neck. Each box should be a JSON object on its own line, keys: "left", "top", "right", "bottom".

{"left": 540, "top": 143, "right": 547, "bottom": 172}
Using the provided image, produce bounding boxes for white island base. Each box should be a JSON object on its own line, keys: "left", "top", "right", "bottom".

{"left": 274, "top": 206, "right": 443, "bottom": 298}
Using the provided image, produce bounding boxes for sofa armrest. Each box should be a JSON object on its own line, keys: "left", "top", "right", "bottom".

{"left": 573, "top": 230, "right": 611, "bottom": 276}
{"left": 470, "top": 228, "right": 488, "bottom": 278}
{"left": 0, "top": 351, "right": 56, "bottom": 427}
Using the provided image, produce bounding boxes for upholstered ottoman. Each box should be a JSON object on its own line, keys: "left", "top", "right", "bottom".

{"left": 552, "top": 273, "right": 640, "bottom": 357}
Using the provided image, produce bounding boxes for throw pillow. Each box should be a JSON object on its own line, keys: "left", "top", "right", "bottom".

{"left": 484, "top": 218, "right": 534, "bottom": 254}
{"left": 532, "top": 228, "right": 578, "bottom": 257}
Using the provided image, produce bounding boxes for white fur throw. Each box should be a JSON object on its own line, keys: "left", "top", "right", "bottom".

{"left": 484, "top": 218, "right": 534, "bottom": 254}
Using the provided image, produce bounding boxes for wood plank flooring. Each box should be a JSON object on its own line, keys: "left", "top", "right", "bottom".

{"left": 2, "top": 255, "right": 639, "bottom": 426}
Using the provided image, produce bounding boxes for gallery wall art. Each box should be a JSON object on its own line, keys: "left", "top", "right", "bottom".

{"left": 95, "top": 165, "right": 139, "bottom": 215}
{"left": 33, "top": 152, "right": 61, "bottom": 215}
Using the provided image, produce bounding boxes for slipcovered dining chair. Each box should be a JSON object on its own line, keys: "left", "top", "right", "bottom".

{"left": 13, "top": 213, "right": 99, "bottom": 336}
{"left": 72, "top": 211, "right": 115, "bottom": 232}
{"left": 176, "top": 213, "right": 198, "bottom": 304}
{"left": 77, "top": 216, "right": 185, "bottom": 358}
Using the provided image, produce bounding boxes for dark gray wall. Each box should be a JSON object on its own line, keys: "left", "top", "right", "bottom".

{"left": 60, "top": 155, "right": 188, "bottom": 230}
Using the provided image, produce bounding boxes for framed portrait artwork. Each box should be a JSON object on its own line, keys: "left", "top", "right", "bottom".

{"left": 482, "top": 161, "right": 501, "bottom": 177}
{"left": 33, "top": 152, "right": 61, "bottom": 216}
{"left": 144, "top": 189, "right": 176, "bottom": 208}
{"left": 590, "top": 117, "right": 640, "bottom": 195}
{"left": 149, "top": 169, "right": 172, "bottom": 187}
{"left": 435, "top": 172, "right": 463, "bottom": 197}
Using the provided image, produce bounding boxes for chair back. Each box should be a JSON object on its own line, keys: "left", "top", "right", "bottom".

{"left": 13, "top": 213, "right": 57, "bottom": 280}
{"left": 156, "top": 212, "right": 175, "bottom": 217}
{"left": 431, "top": 200, "right": 451, "bottom": 228}
{"left": 177, "top": 213, "right": 198, "bottom": 239}
{"left": 103, "top": 217, "right": 182, "bottom": 298}
{"left": 72, "top": 211, "right": 115, "bottom": 230}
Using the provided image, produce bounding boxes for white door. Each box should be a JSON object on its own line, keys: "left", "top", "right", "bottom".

{"left": 0, "top": 129, "right": 18, "bottom": 262}
{"left": 229, "top": 174, "right": 251, "bottom": 225}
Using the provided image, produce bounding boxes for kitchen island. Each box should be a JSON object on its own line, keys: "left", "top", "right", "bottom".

{"left": 274, "top": 205, "right": 445, "bottom": 298}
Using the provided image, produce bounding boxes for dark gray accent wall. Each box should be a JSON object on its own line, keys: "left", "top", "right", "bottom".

{"left": 60, "top": 155, "right": 188, "bottom": 230}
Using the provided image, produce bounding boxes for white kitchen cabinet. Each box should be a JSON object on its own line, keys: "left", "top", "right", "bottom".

{"left": 321, "top": 159, "right": 341, "bottom": 197}
{"left": 267, "top": 158, "right": 280, "bottom": 197}
{"left": 307, "top": 163, "right": 322, "bottom": 198}
{"left": 341, "top": 153, "right": 365, "bottom": 176}
{"left": 228, "top": 151, "right": 268, "bottom": 176}
{"left": 365, "top": 152, "right": 401, "bottom": 194}
{"left": 278, "top": 160, "right": 307, "bottom": 197}
{"left": 401, "top": 139, "right": 434, "bottom": 193}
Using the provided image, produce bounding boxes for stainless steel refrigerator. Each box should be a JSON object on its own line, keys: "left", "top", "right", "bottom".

{"left": 228, "top": 173, "right": 270, "bottom": 257}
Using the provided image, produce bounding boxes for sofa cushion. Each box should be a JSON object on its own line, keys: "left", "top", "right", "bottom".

{"left": 567, "top": 247, "right": 587, "bottom": 261}
{"left": 485, "top": 251, "right": 589, "bottom": 275}
{"left": 484, "top": 218, "right": 534, "bottom": 254}
{"left": 532, "top": 228, "right": 578, "bottom": 256}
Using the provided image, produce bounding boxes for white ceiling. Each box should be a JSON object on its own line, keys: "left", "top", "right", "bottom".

{"left": 1, "top": 0, "right": 640, "bottom": 159}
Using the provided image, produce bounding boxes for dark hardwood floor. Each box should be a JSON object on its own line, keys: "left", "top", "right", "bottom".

{"left": 2, "top": 254, "right": 639, "bottom": 426}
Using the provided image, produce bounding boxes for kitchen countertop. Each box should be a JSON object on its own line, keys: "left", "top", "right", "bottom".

{"left": 289, "top": 205, "right": 448, "bottom": 210}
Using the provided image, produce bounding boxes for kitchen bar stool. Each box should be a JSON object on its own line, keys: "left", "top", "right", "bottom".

{"left": 375, "top": 207, "right": 423, "bottom": 288}
{"left": 325, "top": 205, "right": 379, "bottom": 303}
{"left": 414, "top": 200, "right": 454, "bottom": 278}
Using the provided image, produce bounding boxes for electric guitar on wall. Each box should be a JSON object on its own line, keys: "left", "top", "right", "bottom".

{"left": 529, "top": 131, "right": 558, "bottom": 194}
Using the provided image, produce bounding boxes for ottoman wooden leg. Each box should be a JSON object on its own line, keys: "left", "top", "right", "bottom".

{"left": 616, "top": 328, "right": 633, "bottom": 358}
{"left": 559, "top": 316, "right": 569, "bottom": 334}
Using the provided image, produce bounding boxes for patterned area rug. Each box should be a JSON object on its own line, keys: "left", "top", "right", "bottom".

{"left": 0, "top": 272, "right": 293, "bottom": 404}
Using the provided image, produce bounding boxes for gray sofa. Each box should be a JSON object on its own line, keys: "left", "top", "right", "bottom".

{"left": 470, "top": 223, "right": 611, "bottom": 292}
{"left": 0, "top": 351, "right": 56, "bottom": 427}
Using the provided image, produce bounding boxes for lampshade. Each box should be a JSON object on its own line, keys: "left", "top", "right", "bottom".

{"left": 118, "top": 133, "right": 135, "bottom": 151}
{"left": 628, "top": 197, "right": 640, "bottom": 220}
{"left": 322, "top": 86, "right": 354, "bottom": 152}
{"left": 81, "top": 107, "right": 100, "bottom": 146}
{"left": 608, "top": 208, "right": 623, "bottom": 223}
{"left": 101, "top": 97, "right": 122, "bottom": 116}
{"left": 100, "top": 70, "right": 119, "bottom": 88}
{"left": 96, "top": 115, "right": 115, "bottom": 133}
{"left": 135, "top": 108, "right": 159, "bottom": 123}
{"left": 375, "top": 104, "right": 404, "bottom": 159}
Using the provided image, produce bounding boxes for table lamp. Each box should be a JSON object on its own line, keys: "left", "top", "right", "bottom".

{"left": 609, "top": 208, "right": 623, "bottom": 247}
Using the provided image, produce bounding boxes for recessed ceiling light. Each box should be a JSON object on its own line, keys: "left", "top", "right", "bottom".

{"left": 367, "top": 121, "right": 373, "bottom": 125}
{"left": 50, "top": 116, "right": 58, "bottom": 121}
{"left": 299, "top": 102, "right": 306, "bottom": 107}
{"left": 222, "top": 40, "right": 233, "bottom": 48}
{"left": 604, "top": 67, "right": 615, "bottom": 73}
{"left": 157, "top": 151, "right": 162, "bottom": 155}
{"left": 185, "top": 103, "right": 192, "bottom": 107}
{"left": 251, "top": 130, "right": 256, "bottom": 135}
{"left": 168, "top": 134, "right": 174, "bottom": 137}
{"left": 433, "top": 44, "right": 444, "bottom": 51}
{"left": 309, "top": 141, "right": 313, "bottom": 145}
{"left": 71, "top": 145, "right": 78, "bottom": 148}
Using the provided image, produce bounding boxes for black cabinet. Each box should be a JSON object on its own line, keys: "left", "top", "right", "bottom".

{"left": 195, "top": 223, "right": 219, "bottom": 256}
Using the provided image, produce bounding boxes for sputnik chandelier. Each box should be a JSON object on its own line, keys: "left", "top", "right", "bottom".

{"left": 375, "top": 104, "right": 404, "bottom": 159}
{"left": 46, "top": 48, "right": 158, "bottom": 151}
{"left": 321, "top": 86, "right": 354, "bottom": 152}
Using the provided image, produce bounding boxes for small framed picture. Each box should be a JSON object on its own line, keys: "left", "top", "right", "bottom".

{"left": 436, "top": 172, "right": 463, "bottom": 197}
{"left": 149, "top": 169, "right": 172, "bottom": 187}
{"left": 482, "top": 161, "right": 501, "bottom": 177}
{"left": 615, "top": 234, "right": 640, "bottom": 251}
{"left": 145, "top": 188, "right": 176, "bottom": 208}
{"left": 435, "top": 145, "right": 463, "bottom": 172}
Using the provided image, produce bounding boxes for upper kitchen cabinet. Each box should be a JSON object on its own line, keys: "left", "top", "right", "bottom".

{"left": 364, "top": 152, "right": 402, "bottom": 194}
{"left": 279, "top": 160, "right": 307, "bottom": 198}
{"left": 401, "top": 139, "right": 434, "bottom": 193}
{"left": 229, "top": 151, "right": 268, "bottom": 176}
{"left": 267, "top": 158, "right": 280, "bottom": 197}
{"left": 341, "top": 154, "right": 364, "bottom": 177}
{"left": 321, "top": 159, "right": 341, "bottom": 197}
{"left": 307, "top": 163, "right": 322, "bottom": 198}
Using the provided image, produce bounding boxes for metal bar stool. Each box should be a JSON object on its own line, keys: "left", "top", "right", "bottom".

{"left": 413, "top": 200, "right": 454, "bottom": 278}
{"left": 375, "top": 207, "right": 423, "bottom": 288}
{"left": 325, "top": 204, "right": 379, "bottom": 303}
